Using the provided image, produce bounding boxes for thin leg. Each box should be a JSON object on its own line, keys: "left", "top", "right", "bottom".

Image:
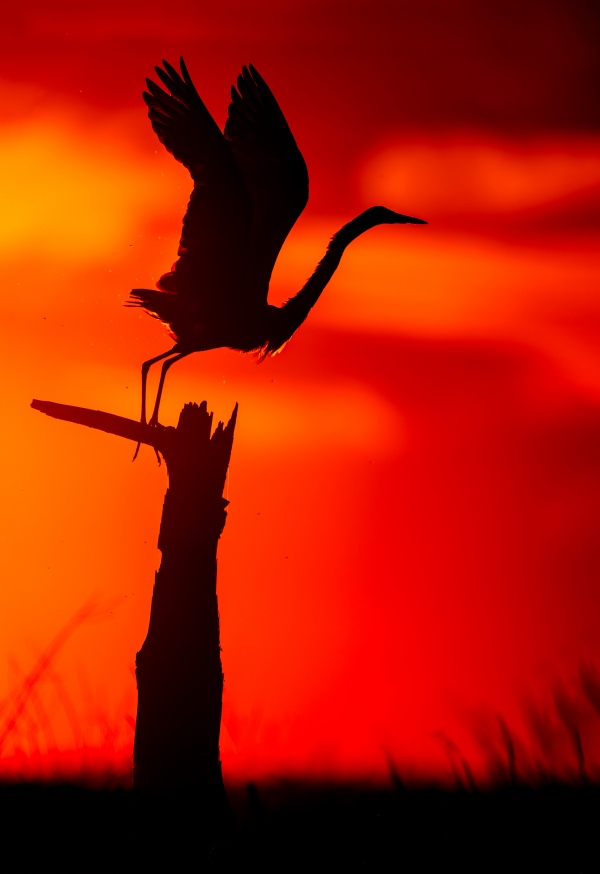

{"left": 149, "top": 352, "right": 189, "bottom": 426}
{"left": 133, "top": 346, "right": 179, "bottom": 462}
{"left": 140, "top": 347, "right": 179, "bottom": 425}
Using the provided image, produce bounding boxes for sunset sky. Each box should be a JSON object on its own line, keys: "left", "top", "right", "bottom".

{"left": 0, "top": 0, "right": 599, "bottom": 785}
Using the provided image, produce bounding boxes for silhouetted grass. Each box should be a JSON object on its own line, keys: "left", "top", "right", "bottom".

{"left": 0, "top": 778, "right": 599, "bottom": 871}
{"left": 0, "top": 600, "right": 134, "bottom": 786}
{"left": 2, "top": 611, "right": 600, "bottom": 869}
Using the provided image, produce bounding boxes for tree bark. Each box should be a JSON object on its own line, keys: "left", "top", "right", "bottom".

{"left": 31, "top": 398, "right": 237, "bottom": 814}
{"left": 133, "top": 400, "right": 236, "bottom": 806}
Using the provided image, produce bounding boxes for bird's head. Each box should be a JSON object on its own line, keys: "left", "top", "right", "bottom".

{"left": 330, "top": 205, "right": 427, "bottom": 249}
{"left": 362, "top": 205, "right": 427, "bottom": 226}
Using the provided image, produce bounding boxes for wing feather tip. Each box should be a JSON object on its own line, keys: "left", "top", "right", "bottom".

{"left": 162, "top": 58, "right": 180, "bottom": 80}
{"left": 179, "top": 56, "right": 193, "bottom": 85}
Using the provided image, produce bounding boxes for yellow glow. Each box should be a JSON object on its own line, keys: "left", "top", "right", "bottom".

{"left": 0, "top": 111, "right": 186, "bottom": 261}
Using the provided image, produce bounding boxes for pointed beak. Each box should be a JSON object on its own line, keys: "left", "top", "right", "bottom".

{"left": 396, "top": 214, "right": 427, "bottom": 224}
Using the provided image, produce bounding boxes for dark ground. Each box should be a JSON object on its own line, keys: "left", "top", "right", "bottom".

{"left": 1, "top": 779, "right": 599, "bottom": 871}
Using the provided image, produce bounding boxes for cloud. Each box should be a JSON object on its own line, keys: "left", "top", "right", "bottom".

{"left": 0, "top": 109, "right": 185, "bottom": 263}
{"left": 361, "top": 136, "right": 600, "bottom": 217}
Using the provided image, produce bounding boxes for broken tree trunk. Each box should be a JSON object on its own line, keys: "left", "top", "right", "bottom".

{"left": 31, "top": 398, "right": 236, "bottom": 811}
{"left": 134, "top": 400, "right": 235, "bottom": 804}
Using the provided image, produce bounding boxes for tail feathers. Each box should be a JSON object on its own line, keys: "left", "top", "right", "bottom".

{"left": 254, "top": 340, "right": 288, "bottom": 364}
{"left": 255, "top": 337, "right": 289, "bottom": 362}
{"left": 125, "top": 288, "right": 180, "bottom": 340}
{"left": 126, "top": 287, "right": 176, "bottom": 318}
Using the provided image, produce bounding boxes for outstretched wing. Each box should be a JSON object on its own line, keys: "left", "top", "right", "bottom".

{"left": 138, "top": 58, "right": 252, "bottom": 325}
{"left": 225, "top": 65, "right": 309, "bottom": 301}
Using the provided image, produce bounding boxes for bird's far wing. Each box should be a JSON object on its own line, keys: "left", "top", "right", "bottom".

{"left": 145, "top": 57, "right": 234, "bottom": 182}
{"left": 143, "top": 58, "right": 251, "bottom": 311}
{"left": 224, "top": 65, "right": 309, "bottom": 300}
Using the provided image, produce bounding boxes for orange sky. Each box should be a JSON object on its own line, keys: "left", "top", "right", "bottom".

{"left": 1, "top": 0, "right": 600, "bottom": 785}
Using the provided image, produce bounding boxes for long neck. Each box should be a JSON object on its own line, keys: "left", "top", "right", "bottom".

{"left": 265, "top": 210, "right": 383, "bottom": 356}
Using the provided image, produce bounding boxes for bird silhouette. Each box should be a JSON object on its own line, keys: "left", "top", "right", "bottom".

{"left": 127, "top": 58, "right": 426, "bottom": 452}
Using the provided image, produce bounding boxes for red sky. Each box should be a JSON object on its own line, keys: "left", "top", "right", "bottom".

{"left": 0, "top": 0, "right": 599, "bottom": 785}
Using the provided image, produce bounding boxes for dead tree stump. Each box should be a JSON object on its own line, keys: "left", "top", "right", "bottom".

{"left": 134, "top": 400, "right": 236, "bottom": 805}
{"left": 31, "top": 398, "right": 237, "bottom": 817}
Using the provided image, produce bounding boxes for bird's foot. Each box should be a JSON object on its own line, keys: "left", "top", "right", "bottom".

{"left": 147, "top": 415, "right": 162, "bottom": 465}
{"left": 132, "top": 436, "right": 162, "bottom": 466}
{"left": 132, "top": 409, "right": 147, "bottom": 463}
{"left": 132, "top": 413, "right": 163, "bottom": 464}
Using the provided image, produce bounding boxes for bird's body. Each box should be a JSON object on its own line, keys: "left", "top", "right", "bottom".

{"left": 128, "top": 58, "right": 426, "bottom": 438}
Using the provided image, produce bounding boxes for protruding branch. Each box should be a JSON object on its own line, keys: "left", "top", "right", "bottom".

{"left": 30, "top": 399, "right": 238, "bottom": 461}
{"left": 31, "top": 399, "right": 169, "bottom": 451}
